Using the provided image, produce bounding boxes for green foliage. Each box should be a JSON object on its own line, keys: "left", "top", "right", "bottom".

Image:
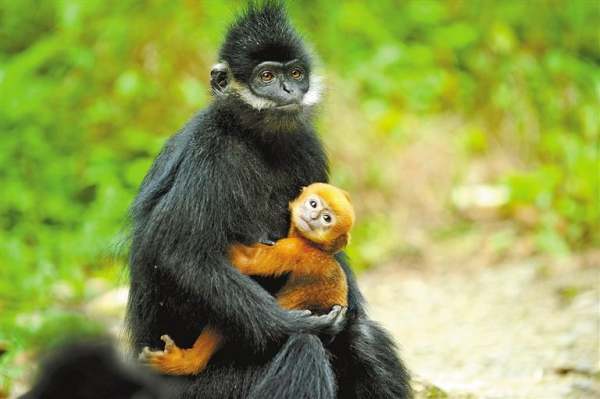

{"left": 0, "top": 0, "right": 598, "bottom": 391}
{"left": 346, "top": 215, "right": 402, "bottom": 271}
{"left": 292, "top": 0, "right": 599, "bottom": 256}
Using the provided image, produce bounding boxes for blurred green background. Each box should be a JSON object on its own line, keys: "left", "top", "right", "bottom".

{"left": 0, "top": 0, "right": 598, "bottom": 395}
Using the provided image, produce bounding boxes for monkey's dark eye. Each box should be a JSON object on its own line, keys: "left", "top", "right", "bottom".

{"left": 309, "top": 200, "right": 317, "bottom": 208}
{"left": 261, "top": 71, "right": 275, "bottom": 82}
{"left": 322, "top": 214, "right": 332, "bottom": 223}
{"left": 290, "top": 68, "right": 303, "bottom": 80}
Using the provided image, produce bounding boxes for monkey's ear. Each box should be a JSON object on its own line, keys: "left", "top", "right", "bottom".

{"left": 210, "top": 62, "right": 230, "bottom": 95}
{"left": 330, "top": 233, "right": 350, "bottom": 254}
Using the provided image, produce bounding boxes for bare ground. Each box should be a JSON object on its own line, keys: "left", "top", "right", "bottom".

{"left": 8, "top": 250, "right": 598, "bottom": 399}
{"left": 360, "top": 249, "right": 600, "bottom": 399}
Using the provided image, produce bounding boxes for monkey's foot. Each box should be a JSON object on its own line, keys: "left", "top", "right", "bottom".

{"left": 139, "top": 335, "right": 208, "bottom": 375}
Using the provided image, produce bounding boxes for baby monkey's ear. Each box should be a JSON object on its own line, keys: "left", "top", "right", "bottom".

{"left": 329, "top": 233, "right": 350, "bottom": 254}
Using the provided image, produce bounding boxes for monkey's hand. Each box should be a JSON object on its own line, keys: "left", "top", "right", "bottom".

{"left": 257, "top": 232, "right": 277, "bottom": 246}
{"left": 139, "top": 335, "right": 209, "bottom": 375}
{"left": 291, "top": 305, "right": 347, "bottom": 337}
{"left": 258, "top": 238, "right": 276, "bottom": 246}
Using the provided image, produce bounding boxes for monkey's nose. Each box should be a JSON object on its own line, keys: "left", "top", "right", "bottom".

{"left": 309, "top": 211, "right": 319, "bottom": 220}
{"left": 282, "top": 82, "right": 292, "bottom": 94}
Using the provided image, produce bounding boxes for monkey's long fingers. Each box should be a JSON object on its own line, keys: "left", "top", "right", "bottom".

{"left": 139, "top": 346, "right": 164, "bottom": 362}
{"left": 288, "top": 309, "right": 312, "bottom": 317}
{"left": 160, "top": 335, "right": 175, "bottom": 352}
{"left": 258, "top": 238, "right": 276, "bottom": 246}
{"left": 333, "top": 305, "right": 347, "bottom": 318}
{"left": 331, "top": 306, "right": 347, "bottom": 329}
{"left": 314, "top": 305, "right": 348, "bottom": 336}
{"left": 323, "top": 305, "right": 343, "bottom": 320}
{"left": 139, "top": 347, "right": 151, "bottom": 360}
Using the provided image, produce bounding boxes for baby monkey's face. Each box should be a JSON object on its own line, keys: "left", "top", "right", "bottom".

{"left": 292, "top": 193, "right": 336, "bottom": 235}
{"left": 289, "top": 183, "right": 355, "bottom": 250}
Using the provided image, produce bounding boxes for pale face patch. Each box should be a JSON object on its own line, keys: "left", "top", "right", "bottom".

{"left": 227, "top": 74, "right": 323, "bottom": 111}
{"left": 229, "top": 79, "right": 279, "bottom": 111}
{"left": 301, "top": 73, "right": 324, "bottom": 107}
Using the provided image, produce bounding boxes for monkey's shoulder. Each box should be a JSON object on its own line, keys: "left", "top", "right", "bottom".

{"left": 166, "top": 113, "right": 248, "bottom": 162}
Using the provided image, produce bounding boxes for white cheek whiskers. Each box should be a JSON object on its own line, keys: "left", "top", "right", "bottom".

{"left": 301, "top": 74, "right": 324, "bottom": 107}
{"left": 229, "top": 80, "right": 278, "bottom": 111}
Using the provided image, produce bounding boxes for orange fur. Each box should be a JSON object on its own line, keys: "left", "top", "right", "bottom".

{"left": 141, "top": 183, "right": 354, "bottom": 375}
{"left": 141, "top": 327, "right": 222, "bottom": 375}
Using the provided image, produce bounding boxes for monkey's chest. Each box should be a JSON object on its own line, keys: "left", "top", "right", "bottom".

{"left": 250, "top": 171, "right": 305, "bottom": 238}
{"left": 232, "top": 133, "right": 326, "bottom": 238}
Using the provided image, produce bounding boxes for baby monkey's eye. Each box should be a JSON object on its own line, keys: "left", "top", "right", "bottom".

{"left": 261, "top": 71, "right": 274, "bottom": 82}
{"left": 290, "top": 68, "right": 303, "bottom": 80}
{"left": 322, "top": 214, "right": 332, "bottom": 223}
{"left": 309, "top": 200, "right": 317, "bottom": 208}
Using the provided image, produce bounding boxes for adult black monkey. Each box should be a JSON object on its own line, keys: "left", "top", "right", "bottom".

{"left": 128, "top": 3, "right": 411, "bottom": 399}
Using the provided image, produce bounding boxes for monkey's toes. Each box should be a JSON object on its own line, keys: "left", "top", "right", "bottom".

{"left": 139, "top": 346, "right": 166, "bottom": 362}
{"left": 160, "top": 335, "right": 175, "bottom": 351}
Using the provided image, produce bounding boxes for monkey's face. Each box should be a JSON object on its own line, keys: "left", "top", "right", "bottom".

{"left": 212, "top": 3, "right": 323, "bottom": 124}
{"left": 248, "top": 59, "right": 309, "bottom": 110}
{"left": 290, "top": 183, "right": 355, "bottom": 253}
{"left": 211, "top": 60, "right": 322, "bottom": 114}
{"left": 293, "top": 193, "right": 335, "bottom": 234}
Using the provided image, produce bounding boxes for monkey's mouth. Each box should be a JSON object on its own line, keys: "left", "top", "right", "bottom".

{"left": 294, "top": 214, "right": 312, "bottom": 232}
{"left": 274, "top": 103, "right": 302, "bottom": 111}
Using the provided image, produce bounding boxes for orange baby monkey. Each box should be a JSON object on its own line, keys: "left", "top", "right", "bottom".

{"left": 140, "top": 183, "right": 355, "bottom": 375}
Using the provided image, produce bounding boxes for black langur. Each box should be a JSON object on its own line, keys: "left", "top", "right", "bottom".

{"left": 127, "top": 3, "right": 411, "bottom": 399}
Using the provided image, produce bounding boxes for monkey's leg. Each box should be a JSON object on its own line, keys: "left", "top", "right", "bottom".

{"left": 331, "top": 254, "right": 412, "bottom": 399}
{"left": 139, "top": 326, "right": 222, "bottom": 375}
{"left": 330, "top": 318, "right": 411, "bottom": 399}
{"left": 248, "top": 333, "right": 336, "bottom": 399}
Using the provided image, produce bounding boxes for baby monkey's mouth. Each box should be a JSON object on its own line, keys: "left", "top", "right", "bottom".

{"left": 295, "top": 213, "right": 313, "bottom": 232}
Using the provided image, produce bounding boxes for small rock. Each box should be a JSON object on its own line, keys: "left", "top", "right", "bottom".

{"left": 451, "top": 184, "right": 509, "bottom": 221}
{"left": 570, "top": 379, "right": 599, "bottom": 395}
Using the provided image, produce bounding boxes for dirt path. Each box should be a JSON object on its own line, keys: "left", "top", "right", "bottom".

{"left": 359, "top": 252, "right": 600, "bottom": 398}
{"left": 13, "top": 249, "right": 596, "bottom": 399}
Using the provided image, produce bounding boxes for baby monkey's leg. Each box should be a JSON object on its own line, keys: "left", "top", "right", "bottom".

{"left": 139, "top": 326, "right": 222, "bottom": 375}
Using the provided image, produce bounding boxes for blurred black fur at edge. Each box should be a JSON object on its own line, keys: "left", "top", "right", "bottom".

{"left": 20, "top": 339, "right": 175, "bottom": 399}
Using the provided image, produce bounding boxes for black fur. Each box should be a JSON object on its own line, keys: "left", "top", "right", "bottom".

{"left": 248, "top": 334, "right": 337, "bottom": 399}
{"left": 219, "top": 1, "right": 311, "bottom": 82}
{"left": 126, "top": 2, "right": 411, "bottom": 398}
{"left": 21, "top": 341, "right": 173, "bottom": 399}
{"left": 332, "top": 255, "right": 412, "bottom": 398}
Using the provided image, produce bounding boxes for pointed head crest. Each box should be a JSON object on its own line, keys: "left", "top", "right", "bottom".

{"left": 219, "top": 1, "right": 311, "bottom": 82}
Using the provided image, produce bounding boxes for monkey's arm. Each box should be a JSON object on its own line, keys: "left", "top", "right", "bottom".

{"left": 130, "top": 140, "right": 344, "bottom": 354}
{"left": 229, "top": 238, "right": 322, "bottom": 276}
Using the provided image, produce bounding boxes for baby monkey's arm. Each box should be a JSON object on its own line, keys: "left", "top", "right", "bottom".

{"left": 229, "top": 238, "right": 320, "bottom": 276}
